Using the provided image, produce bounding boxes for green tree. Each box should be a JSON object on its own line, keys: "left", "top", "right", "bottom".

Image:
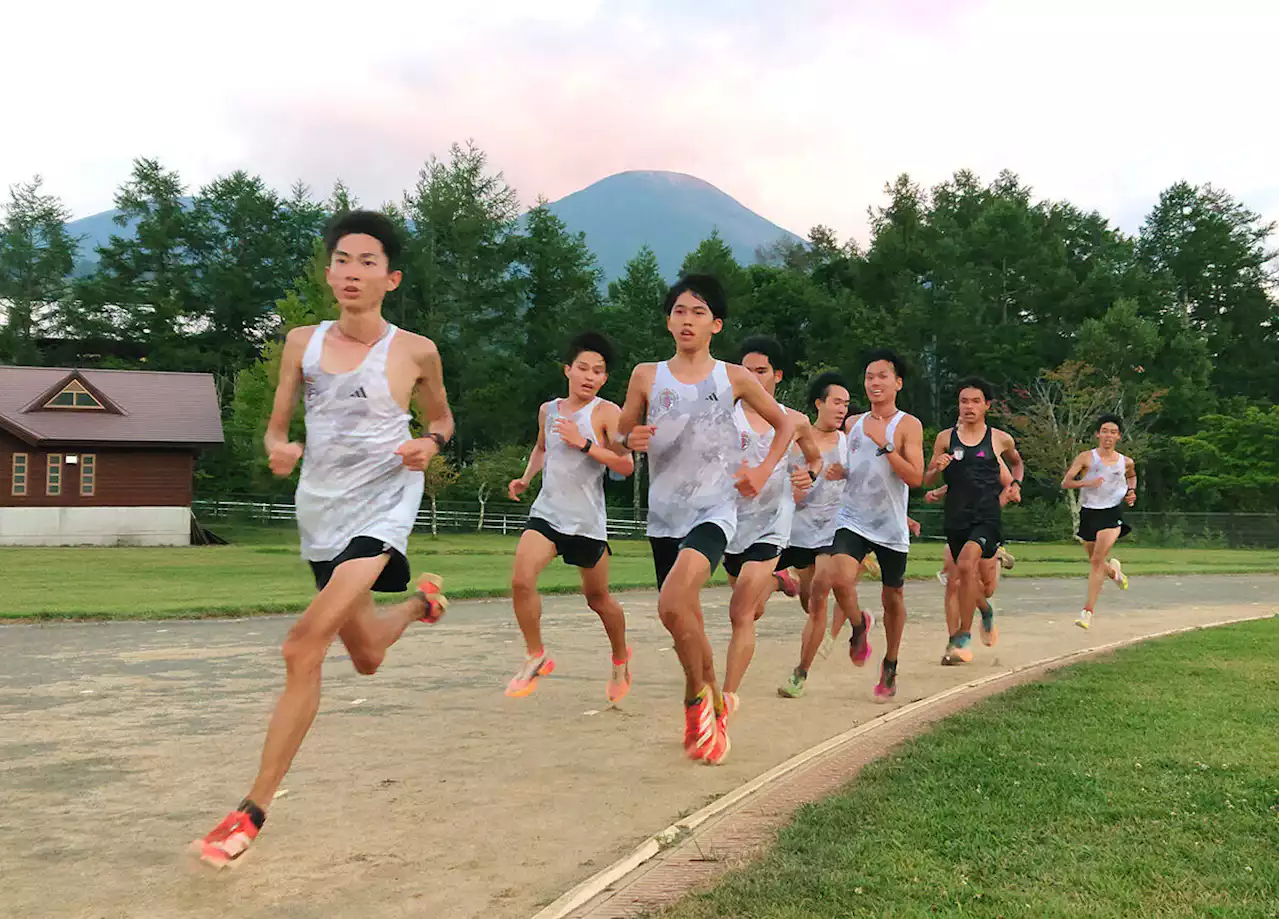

{"left": 0, "top": 176, "right": 78, "bottom": 364}
{"left": 464, "top": 444, "right": 530, "bottom": 532}
{"left": 1175, "top": 406, "right": 1279, "bottom": 510}
{"left": 604, "top": 245, "right": 669, "bottom": 375}
{"left": 422, "top": 455, "right": 461, "bottom": 535}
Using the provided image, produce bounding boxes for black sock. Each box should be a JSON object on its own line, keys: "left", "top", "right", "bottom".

{"left": 796, "top": 667, "right": 808, "bottom": 679}
{"left": 882, "top": 657, "right": 898, "bottom": 674}
{"left": 238, "top": 797, "right": 267, "bottom": 829}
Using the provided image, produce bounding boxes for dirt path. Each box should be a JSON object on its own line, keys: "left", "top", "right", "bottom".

{"left": 0, "top": 574, "right": 1274, "bottom": 919}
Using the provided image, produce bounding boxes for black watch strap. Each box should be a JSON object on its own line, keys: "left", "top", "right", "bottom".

{"left": 580, "top": 439, "right": 594, "bottom": 454}
{"left": 426, "top": 432, "right": 447, "bottom": 449}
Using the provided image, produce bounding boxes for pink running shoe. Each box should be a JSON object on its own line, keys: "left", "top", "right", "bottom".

{"left": 848, "top": 610, "right": 875, "bottom": 667}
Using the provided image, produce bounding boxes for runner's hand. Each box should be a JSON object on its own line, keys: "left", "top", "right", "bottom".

{"left": 553, "top": 417, "right": 587, "bottom": 450}
{"left": 908, "top": 518, "right": 922, "bottom": 537}
{"left": 927, "top": 453, "right": 953, "bottom": 475}
{"left": 394, "top": 437, "right": 438, "bottom": 471}
{"left": 1125, "top": 489, "right": 1137, "bottom": 507}
{"left": 734, "top": 461, "right": 768, "bottom": 498}
{"left": 627, "top": 425, "right": 655, "bottom": 453}
{"left": 508, "top": 478, "right": 528, "bottom": 502}
{"left": 924, "top": 488, "right": 943, "bottom": 504}
{"left": 268, "top": 441, "right": 303, "bottom": 477}
{"left": 1083, "top": 476, "right": 1104, "bottom": 489}
{"left": 789, "top": 464, "right": 813, "bottom": 492}
{"left": 824, "top": 462, "right": 846, "bottom": 481}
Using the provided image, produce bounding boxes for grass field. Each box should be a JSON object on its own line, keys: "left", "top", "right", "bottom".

{"left": 0, "top": 525, "right": 1274, "bottom": 620}
{"left": 664, "top": 617, "right": 1280, "bottom": 919}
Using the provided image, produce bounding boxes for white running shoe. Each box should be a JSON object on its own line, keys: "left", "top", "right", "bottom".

{"left": 1075, "top": 609, "right": 1093, "bottom": 629}
{"left": 1109, "top": 558, "right": 1128, "bottom": 590}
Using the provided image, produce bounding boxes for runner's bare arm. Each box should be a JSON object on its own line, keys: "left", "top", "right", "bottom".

{"left": 1060, "top": 451, "right": 1096, "bottom": 489}
{"left": 995, "top": 429, "right": 1025, "bottom": 499}
{"left": 571, "top": 401, "right": 633, "bottom": 476}
{"left": 509, "top": 404, "right": 548, "bottom": 501}
{"left": 397, "top": 339, "right": 454, "bottom": 471}
{"left": 729, "top": 364, "right": 796, "bottom": 492}
{"left": 264, "top": 327, "right": 308, "bottom": 475}
{"left": 997, "top": 455, "right": 1020, "bottom": 505}
{"left": 616, "top": 364, "right": 655, "bottom": 452}
{"left": 1124, "top": 455, "right": 1138, "bottom": 505}
{"left": 923, "top": 430, "right": 953, "bottom": 485}
{"left": 790, "top": 409, "right": 823, "bottom": 475}
{"left": 886, "top": 414, "right": 925, "bottom": 487}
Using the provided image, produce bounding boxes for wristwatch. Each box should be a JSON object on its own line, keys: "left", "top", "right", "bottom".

{"left": 580, "top": 439, "right": 594, "bottom": 455}
{"left": 425, "top": 432, "right": 447, "bottom": 450}
{"left": 877, "top": 441, "right": 895, "bottom": 456}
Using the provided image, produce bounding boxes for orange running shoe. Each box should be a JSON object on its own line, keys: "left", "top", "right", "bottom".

{"left": 683, "top": 688, "right": 717, "bottom": 760}
{"left": 703, "top": 709, "right": 731, "bottom": 766}
{"left": 194, "top": 802, "right": 263, "bottom": 869}
{"left": 415, "top": 573, "right": 448, "bottom": 623}
{"left": 506, "top": 652, "right": 555, "bottom": 697}
{"left": 774, "top": 568, "right": 799, "bottom": 598}
{"left": 606, "top": 647, "right": 633, "bottom": 704}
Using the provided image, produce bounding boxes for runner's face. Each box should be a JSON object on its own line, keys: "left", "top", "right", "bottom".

{"left": 742, "top": 352, "right": 782, "bottom": 396}
{"left": 666, "top": 291, "right": 721, "bottom": 351}
{"left": 957, "top": 387, "right": 989, "bottom": 424}
{"left": 816, "top": 385, "right": 850, "bottom": 430}
{"left": 564, "top": 351, "right": 608, "bottom": 400}
{"left": 1096, "top": 422, "right": 1121, "bottom": 449}
{"left": 325, "top": 233, "right": 401, "bottom": 312}
{"left": 864, "top": 360, "right": 902, "bottom": 405}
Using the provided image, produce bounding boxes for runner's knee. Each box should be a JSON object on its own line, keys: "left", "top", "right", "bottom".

{"left": 584, "top": 589, "right": 613, "bottom": 615}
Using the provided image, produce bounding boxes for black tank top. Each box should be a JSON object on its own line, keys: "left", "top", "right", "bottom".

{"left": 942, "top": 425, "right": 1002, "bottom": 529}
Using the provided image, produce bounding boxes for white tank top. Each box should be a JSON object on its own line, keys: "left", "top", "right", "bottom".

{"left": 645, "top": 360, "right": 739, "bottom": 541}
{"left": 528, "top": 397, "right": 608, "bottom": 541}
{"left": 727, "top": 402, "right": 794, "bottom": 553}
{"left": 837, "top": 411, "right": 910, "bottom": 553}
{"left": 789, "top": 431, "right": 848, "bottom": 550}
{"left": 295, "top": 321, "right": 424, "bottom": 562}
{"left": 1080, "top": 449, "right": 1129, "bottom": 509}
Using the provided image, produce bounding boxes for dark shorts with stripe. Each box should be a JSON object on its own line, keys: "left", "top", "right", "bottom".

{"left": 828, "top": 527, "right": 909, "bottom": 589}
{"left": 650, "top": 522, "right": 729, "bottom": 589}
{"left": 524, "top": 516, "right": 611, "bottom": 568}
{"left": 723, "top": 541, "right": 783, "bottom": 578}
{"left": 945, "top": 522, "right": 1002, "bottom": 561}
{"left": 309, "top": 536, "right": 411, "bottom": 593}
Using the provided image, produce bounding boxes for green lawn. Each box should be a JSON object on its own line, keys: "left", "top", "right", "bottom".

{"left": 665, "top": 617, "right": 1279, "bottom": 919}
{"left": 0, "top": 525, "right": 1274, "bottom": 620}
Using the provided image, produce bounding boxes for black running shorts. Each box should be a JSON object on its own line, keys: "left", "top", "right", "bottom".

{"left": 309, "top": 536, "right": 410, "bottom": 593}
{"left": 828, "top": 527, "right": 909, "bottom": 589}
{"left": 945, "top": 522, "right": 1002, "bottom": 562}
{"left": 524, "top": 516, "right": 611, "bottom": 569}
{"left": 1077, "top": 505, "right": 1131, "bottom": 543}
{"left": 650, "top": 522, "right": 729, "bottom": 589}
{"left": 722, "top": 541, "right": 783, "bottom": 578}
{"left": 778, "top": 545, "right": 822, "bottom": 572}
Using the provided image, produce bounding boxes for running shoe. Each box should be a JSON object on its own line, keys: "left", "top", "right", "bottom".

{"left": 684, "top": 687, "right": 717, "bottom": 760}
{"left": 774, "top": 568, "right": 799, "bottom": 598}
{"left": 848, "top": 610, "right": 875, "bottom": 667}
{"left": 703, "top": 709, "right": 731, "bottom": 766}
{"left": 194, "top": 805, "right": 262, "bottom": 869}
{"left": 936, "top": 568, "right": 949, "bottom": 587}
{"left": 942, "top": 632, "right": 974, "bottom": 665}
{"left": 873, "top": 659, "right": 897, "bottom": 701}
{"left": 723, "top": 690, "right": 740, "bottom": 719}
{"left": 862, "top": 553, "right": 882, "bottom": 581}
{"left": 505, "top": 652, "right": 556, "bottom": 697}
{"left": 817, "top": 631, "right": 835, "bottom": 661}
{"left": 1108, "top": 558, "right": 1128, "bottom": 590}
{"left": 777, "top": 670, "right": 807, "bottom": 699}
{"left": 978, "top": 601, "right": 998, "bottom": 647}
{"left": 1075, "top": 609, "right": 1093, "bottom": 630}
{"left": 606, "top": 647, "right": 632, "bottom": 704}
{"left": 996, "top": 545, "right": 1016, "bottom": 571}
{"left": 415, "top": 573, "right": 448, "bottom": 623}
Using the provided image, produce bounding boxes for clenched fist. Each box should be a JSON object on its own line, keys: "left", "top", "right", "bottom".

{"left": 394, "top": 437, "right": 439, "bottom": 471}
{"left": 268, "top": 442, "right": 303, "bottom": 477}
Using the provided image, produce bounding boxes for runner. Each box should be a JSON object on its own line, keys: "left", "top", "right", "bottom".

{"left": 924, "top": 377, "right": 1023, "bottom": 665}
{"left": 194, "top": 211, "right": 453, "bottom": 867}
{"left": 721, "top": 336, "right": 822, "bottom": 715}
{"left": 505, "top": 332, "right": 635, "bottom": 701}
{"left": 925, "top": 455, "right": 1018, "bottom": 650}
{"left": 811, "top": 349, "right": 925, "bottom": 700}
{"left": 1060, "top": 413, "right": 1135, "bottom": 629}
{"left": 776, "top": 372, "right": 851, "bottom": 699}
{"left": 617, "top": 274, "right": 797, "bottom": 765}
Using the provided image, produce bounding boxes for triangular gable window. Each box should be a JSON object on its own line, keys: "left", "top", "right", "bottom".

{"left": 44, "top": 379, "right": 106, "bottom": 411}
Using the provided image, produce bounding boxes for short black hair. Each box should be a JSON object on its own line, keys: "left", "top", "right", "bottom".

{"left": 661, "top": 274, "right": 727, "bottom": 321}
{"left": 324, "top": 209, "right": 403, "bottom": 268}
{"left": 864, "top": 347, "right": 907, "bottom": 380}
{"left": 738, "top": 335, "right": 783, "bottom": 371}
{"left": 566, "top": 331, "right": 615, "bottom": 369}
{"left": 1097, "top": 413, "right": 1123, "bottom": 433}
{"left": 808, "top": 371, "right": 849, "bottom": 408}
{"left": 956, "top": 376, "right": 994, "bottom": 402}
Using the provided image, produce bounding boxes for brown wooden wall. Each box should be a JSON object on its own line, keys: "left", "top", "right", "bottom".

{"left": 0, "top": 430, "right": 196, "bottom": 507}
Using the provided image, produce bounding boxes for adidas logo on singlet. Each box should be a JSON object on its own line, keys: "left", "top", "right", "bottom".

{"left": 706, "top": 393, "right": 719, "bottom": 401}
{"left": 347, "top": 386, "right": 368, "bottom": 399}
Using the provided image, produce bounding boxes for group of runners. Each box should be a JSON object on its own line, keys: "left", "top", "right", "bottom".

{"left": 195, "top": 211, "right": 1138, "bottom": 866}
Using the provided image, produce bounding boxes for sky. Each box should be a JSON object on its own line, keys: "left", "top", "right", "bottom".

{"left": 3, "top": 0, "right": 1276, "bottom": 244}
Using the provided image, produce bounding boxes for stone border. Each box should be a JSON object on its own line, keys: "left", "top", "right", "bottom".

{"left": 530, "top": 613, "right": 1273, "bottom": 919}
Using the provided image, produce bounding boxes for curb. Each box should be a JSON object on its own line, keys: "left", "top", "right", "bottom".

{"left": 529, "top": 611, "right": 1275, "bottom": 919}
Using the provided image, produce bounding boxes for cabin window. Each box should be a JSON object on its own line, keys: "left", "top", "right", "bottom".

{"left": 47, "top": 454, "right": 63, "bottom": 496}
{"left": 44, "top": 379, "right": 105, "bottom": 410}
{"left": 80, "top": 454, "right": 97, "bottom": 496}
{"left": 11, "top": 453, "right": 27, "bottom": 496}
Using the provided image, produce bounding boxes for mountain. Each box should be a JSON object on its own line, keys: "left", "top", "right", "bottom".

{"left": 543, "top": 171, "right": 803, "bottom": 281}
{"left": 63, "top": 171, "right": 803, "bottom": 281}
